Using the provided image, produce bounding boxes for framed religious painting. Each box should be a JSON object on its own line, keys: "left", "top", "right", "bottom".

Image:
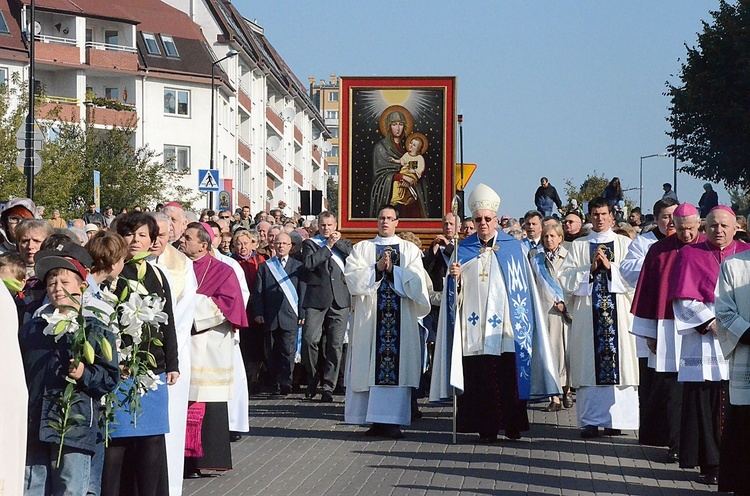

{"left": 338, "top": 76, "right": 456, "bottom": 233}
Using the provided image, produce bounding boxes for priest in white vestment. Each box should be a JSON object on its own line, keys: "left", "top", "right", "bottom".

{"left": 715, "top": 249, "right": 750, "bottom": 493}
{"left": 149, "top": 213, "right": 197, "bottom": 496}
{"left": 344, "top": 205, "right": 430, "bottom": 439}
{"left": 559, "top": 197, "right": 639, "bottom": 438}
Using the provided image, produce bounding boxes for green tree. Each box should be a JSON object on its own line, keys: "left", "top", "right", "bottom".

{"left": 666, "top": 0, "right": 750, "bottom": 189}
{"left": 564, "top": 172, "right": 610, "bottom": 205}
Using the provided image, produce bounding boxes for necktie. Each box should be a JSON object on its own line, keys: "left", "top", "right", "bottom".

{"left": 280, "top": 257, "right": 286, "bottom": 268}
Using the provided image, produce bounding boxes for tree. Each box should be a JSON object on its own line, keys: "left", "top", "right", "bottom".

{"left": 666, "top": 0, "right": 750, "bottom": 189}
{"left": 564, "top": 172, "right": 610, "bottom": 205}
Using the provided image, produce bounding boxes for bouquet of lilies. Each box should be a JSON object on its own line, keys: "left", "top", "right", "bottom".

{"left": 99, "top": 253, "right": 168, "bottom": 437}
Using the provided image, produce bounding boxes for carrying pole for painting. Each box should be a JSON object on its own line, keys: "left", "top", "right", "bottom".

{"left": 451, "top": 114, "right": 464, "bottom": 445}
{"left": 450, "top": 194, "right": 460, "bottom": 444}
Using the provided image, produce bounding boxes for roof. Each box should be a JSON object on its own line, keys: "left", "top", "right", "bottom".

{"left": 16, "top": 0, "right": 140, "bottom": 24}
{"left": 0, "top": 0, "right": 29, "bottom": 54}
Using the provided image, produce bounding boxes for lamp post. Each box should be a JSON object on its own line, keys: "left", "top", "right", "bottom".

{"left": 639, "top": 153, "right": 668, "bottom": 210}
{"left": 210, "top": 50, "right": 239, "bottom": 208}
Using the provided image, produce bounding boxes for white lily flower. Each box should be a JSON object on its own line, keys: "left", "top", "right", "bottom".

{"left": 41, "top": 309, "right": 80, "bottom": 342}
{"left": 138, "top": 370, "right": 164, "bottom": 395}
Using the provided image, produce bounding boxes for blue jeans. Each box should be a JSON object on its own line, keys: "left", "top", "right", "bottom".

{"left": 25, "top": 438, "right": 91, "bottom": 496}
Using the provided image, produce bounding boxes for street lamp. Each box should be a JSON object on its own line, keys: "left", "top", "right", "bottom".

{"left": 209, "top": 49, "right": 239, "bottom": 208}
{"left": 639, "top": 153, "right": 668, "bottom": 210}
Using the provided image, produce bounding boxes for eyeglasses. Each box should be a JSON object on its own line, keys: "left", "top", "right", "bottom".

{"left": 220, "top": 215, "right": 231, "bottom": 219}
{"left": 473, "top": 216, "right": 496, "bottom": 224}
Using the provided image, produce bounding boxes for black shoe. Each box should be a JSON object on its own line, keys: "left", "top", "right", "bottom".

{"left": 580, "top": 425, "right": 599, "bottom": 438}
{"left": 229, "top": 432, "right": 242, "bottom": 442}
{"left": 603, "top": 428, "right": 622, "bottom": 436}
{"left": 476, "top": 433, "right": 497, "bottom": 444}
{"left": 666, "top": 447, "right": 679, "bottom": 463}
{"left": 505, "top": 428, "right": 522, "bottom": 441}
{"left": 364, "top": 424, "right": 384, "bottom": 437}
{"left": 697, "top": 474, "right": 718, "bottom": 485}
{"left": 279, "top": 384, "right": 293, "bottom": 395}
{"left": 305, "top": 384, "right": 318, "bottom": 399}
{"left": 380, "top": 424, "right": 405, "bottom": 439}
{"left": 320, "top": 391, "right": 333, "bottom": 403}
{"left": 562, "top": 392, "right": 574, "bottom": 408}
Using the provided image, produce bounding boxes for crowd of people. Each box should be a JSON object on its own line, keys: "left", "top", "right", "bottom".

{"left": 1, "top": 178, "right": 749, "bottom": 496}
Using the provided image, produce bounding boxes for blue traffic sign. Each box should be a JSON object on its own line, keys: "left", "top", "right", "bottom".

{"left": 198, "top": 169, "right": 220, "bottom": 191}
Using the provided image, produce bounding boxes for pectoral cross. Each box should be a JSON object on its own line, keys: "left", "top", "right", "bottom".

{"left": 479, "top": 269, "right": 489, "bottom": 282}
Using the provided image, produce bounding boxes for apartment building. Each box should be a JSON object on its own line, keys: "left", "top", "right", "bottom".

{"left": 1, "top": 0, "right": 328, "bottom": 213}
{"left": 308, "top": 74, "right": 339, "bottom": 181}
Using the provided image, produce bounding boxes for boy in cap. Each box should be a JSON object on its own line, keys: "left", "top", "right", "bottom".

{"left": 19, "top": 243, "right": 118, "bottom": 495}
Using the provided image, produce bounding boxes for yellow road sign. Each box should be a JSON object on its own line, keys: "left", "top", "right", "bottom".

{"left": 455, "top": 163, "right": 477, "bottom": 190}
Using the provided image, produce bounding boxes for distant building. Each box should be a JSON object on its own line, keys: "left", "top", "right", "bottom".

{"left": 309, "top": 74, "right": 339, "bottom": 182}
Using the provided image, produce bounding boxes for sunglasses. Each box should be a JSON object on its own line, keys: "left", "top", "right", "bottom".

{"left": 473, "top": 216, "right": 496, "bottom": 224}
{"left": 220, "top": 215, "right": 231, "bottom": 219}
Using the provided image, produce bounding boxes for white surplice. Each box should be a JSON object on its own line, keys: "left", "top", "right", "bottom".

{"left": 343, "top": 235, "right": 430, "bottom": 426}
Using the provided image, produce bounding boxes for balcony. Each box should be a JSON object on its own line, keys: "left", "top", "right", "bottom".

{"left": 86, "top": 42, "right": 138, "bottom": 71}
{"left": 293, "top": 167, "right": 303, "bottom": 186}
{"left": 312, "top": 146, "right": 322, "bottom": 165}
{"left": 293, "top": 125, "right": 302, "bottom": 146}
{"left": 36, "top": 96, "right": 80, "bottom": 122}
{"left": 85, "top": 103, "right": 137, "bottom": 128}
{"left": 266, "top": 151, "right": 283, "bottom": 179}
{"left": 238, "top": 138, "right": 251, "bottom": 163}
{"left": 35, "top": 35, "right": 79, "bottom": 65}
{"left": 238, "top": 87, "right": 252, "bottom": 111}
{"left": 265, "top": 106, "right": 283, "bottom": 132}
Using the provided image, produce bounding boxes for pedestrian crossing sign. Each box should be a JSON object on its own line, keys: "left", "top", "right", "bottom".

{"left": 198, "top": 169, "right": 220, "bottom": 191}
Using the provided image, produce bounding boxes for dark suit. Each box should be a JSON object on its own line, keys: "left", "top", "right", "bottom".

{"left": 422, "top": 241, "right": 453, "bottom": 340}
{"left": 253, "top": 256, "right": 306, "bottom": 387}
{"left": 301, "top": 236, "right": 352, "bottom": 393}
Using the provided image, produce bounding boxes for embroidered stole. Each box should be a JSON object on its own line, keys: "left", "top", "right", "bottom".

{"left": 590, "top": 241, "right": 619, "bottom": 385}
{"left": 375, "top": 244, "right": 401, "bottom": 385}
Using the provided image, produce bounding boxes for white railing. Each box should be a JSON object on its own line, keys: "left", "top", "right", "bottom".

{"left": 35, "top": 34, "right": 76, "bottom": 46}
{"left": 85, "top": 41, "right": 137, "bottom": 54}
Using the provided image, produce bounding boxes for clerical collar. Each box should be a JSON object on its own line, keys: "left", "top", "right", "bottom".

{"left": 587, "top": 229, "right": 614, "bottom": 243}
{"left": 478, "top": 235, "right": 496, "bottom": 247}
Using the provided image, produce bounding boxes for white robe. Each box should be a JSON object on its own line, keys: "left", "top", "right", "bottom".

{"left": 715, "top": 251, "right": 750, "bottom": 405}
{"left": 631, "top": 317, "right": 682, "bottom": 373}
{"left": 0, "top": 287, "right": 26, "bottom": 496}
{"left": 673, "top": 299, "right": 729, "bottom": 382}
{"left": 216, "top": 252, "right": 250, "bottom": 433}
{"left": 621, "top": 231, "right": 658, "bottom": 359}
{"left": 151, "top": 245, "right": 197, "bottom": 496}
{"left": 559, "top": 229, "right": 639, "bottom": 429}
{"left": 343, "top": 235, "right": 430, "bottom": 425}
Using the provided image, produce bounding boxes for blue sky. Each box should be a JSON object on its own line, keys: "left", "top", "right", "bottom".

{"left": 235, "top": 0, "right": 723, "bottom": 217}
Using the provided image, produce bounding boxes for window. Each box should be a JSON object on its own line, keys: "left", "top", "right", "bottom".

{"left": 164, "top": 145, "right": 190, "bottom": 173}
{"left": 105, "top": 87, "right": 119, "bottom": 100}
{"left": 142, "top": 32, "right": 160, "bottom": 55}
{"left": 328, "top": 165, "right": 338, "bottom": 176}
{"left": 160, "top": 34, "right": 179, "bottom": 58}
{"left": 0, "top": 12, "right": 10, "bottom": 35}
{"left": 164, "top": 88, "right": 189, "bottom": 116}
{"left": 328, "top": 91, "right": 338, "bottom": 102}
{"left": 325, "top": 110, "right": 338, "bottom": 120}
{"left": 86, "top": 29, "right": 92, "bottom": 43}
{"left": 329, "top": 126, "right": 339, "bottom": 138}
{"left": 330, "top": 145, "right": 339, "bottom": 157}
{"left": 0, "top": 68, "right": 8, "bottom": 88}
{"left": 105, "top": 30, "right": 118, "bottom": 46}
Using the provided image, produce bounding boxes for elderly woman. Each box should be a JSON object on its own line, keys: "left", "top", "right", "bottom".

{"left": 529, "top": 222, "right": 572, "bottom": 411}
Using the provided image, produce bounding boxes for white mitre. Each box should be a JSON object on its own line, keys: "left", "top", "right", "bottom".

{"left": 467, "top": 183, "right": 500, "bottom": 215}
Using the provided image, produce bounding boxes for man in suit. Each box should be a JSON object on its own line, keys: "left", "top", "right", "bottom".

{"left": 301, "top": 211, "right": 352, "bottom": 402}
{"left": 253, "top": 232, "right": 306, "bottom": 395}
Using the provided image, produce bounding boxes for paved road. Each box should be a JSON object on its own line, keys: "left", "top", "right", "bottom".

{"left": 183, "top": 394, "right": 717, "bottom": 496}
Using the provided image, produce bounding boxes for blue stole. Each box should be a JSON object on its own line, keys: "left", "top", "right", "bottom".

{"left": 530, "top": 251, "right": 564, "bottom": 302}
{"left": 452, "top": 230, "right": 536, "bottom": 400}
{"left": 589, "top": 241, "right": 619, "bottom": 385}
{"left": 374, "top": 244, "right": 401, "bottom": 385}
{"left": 268, "top": 257, "right": 303, "bottom": 357}
{"left": 311, "top": 234, "right": 346, "bottom": 273}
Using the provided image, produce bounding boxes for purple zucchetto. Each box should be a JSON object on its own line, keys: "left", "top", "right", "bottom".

{"left": 709, "top": 205, "right": 735, "bottom": 216}
{"left": 673, "top": 203, "right": 699, "bottom": 218}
